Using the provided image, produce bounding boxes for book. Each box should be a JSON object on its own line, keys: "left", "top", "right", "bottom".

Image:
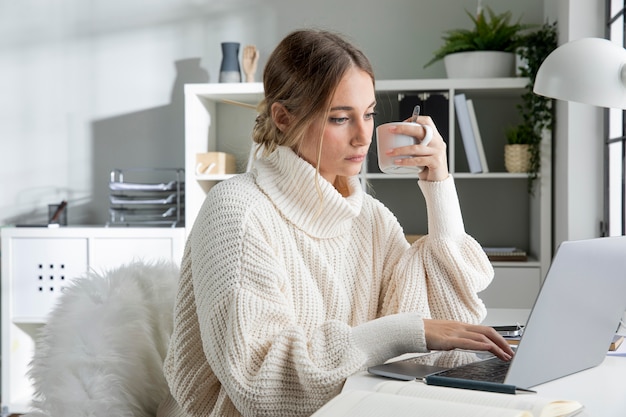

{"left": 454, "top": 93, "right": 483, "bottom": 173}
{"left": 313, "top": 380, "right": 583, "bottom": 417}
{"left": 483, "top": 247, "right": 528, "bottom": 262}
{"left": 504, "top": 336, "right": 522, "bottom": 346}
{"left": 466, "top": 99, "right": 489, "bottom": 173}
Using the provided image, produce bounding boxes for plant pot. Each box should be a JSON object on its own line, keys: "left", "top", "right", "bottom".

{"left": 444, "top": 51, "right": 516, "bottom": 78}
{"left": 504, "top": 144, "right": 531, "bottom": 173}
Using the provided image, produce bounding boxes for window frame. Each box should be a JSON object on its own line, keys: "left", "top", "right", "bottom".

{"left": 605, "top": 0, "right": 626, "bottom": 236}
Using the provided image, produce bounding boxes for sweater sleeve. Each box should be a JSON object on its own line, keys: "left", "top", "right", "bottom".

{"left": 381, "top": 176, "right": 493, "bottom": 324}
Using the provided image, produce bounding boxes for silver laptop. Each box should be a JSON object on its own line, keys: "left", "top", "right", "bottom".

{"left": 368, "top": 236, "right": 626, "bottom": 390}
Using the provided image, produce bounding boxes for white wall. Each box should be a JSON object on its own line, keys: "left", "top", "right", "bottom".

{"left": 0, "top": 0, "right": 545, "bottom": 226}
{"left": 550, "top": 0, "right": 606, "bottom": 247}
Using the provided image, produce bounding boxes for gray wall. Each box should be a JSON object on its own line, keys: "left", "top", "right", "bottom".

{"left": 0, "top": 0, "right": 545, "bottom": 225}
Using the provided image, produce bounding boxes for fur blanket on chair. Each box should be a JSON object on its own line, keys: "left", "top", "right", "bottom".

{"left": 24, "top": 260, "right": 180, "bottom": 417}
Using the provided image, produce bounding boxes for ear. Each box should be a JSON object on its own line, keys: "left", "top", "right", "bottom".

{"left": 271, "top": 102, "right": 292, "bottom": 133}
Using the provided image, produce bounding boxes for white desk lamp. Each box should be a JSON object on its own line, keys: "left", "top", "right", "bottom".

{"left": 533, "top": 37, "right": 626, "bottom": 109}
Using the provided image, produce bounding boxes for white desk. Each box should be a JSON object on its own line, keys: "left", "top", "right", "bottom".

{"left": 344, "top": 309, "right": 626, "bottom": 417}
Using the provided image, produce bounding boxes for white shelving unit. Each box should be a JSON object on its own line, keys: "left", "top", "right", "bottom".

{"left": 184, "top": 79, "right": 552, "bottom": 309}
{"left": 0, "top": 226, "right": 185, "bottom": 414}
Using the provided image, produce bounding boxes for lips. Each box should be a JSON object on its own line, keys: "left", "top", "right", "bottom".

{"left": 346, "top": 154, "right": 366, "bottom": 162}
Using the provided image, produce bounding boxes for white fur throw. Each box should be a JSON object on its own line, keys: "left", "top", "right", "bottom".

{"left": 24, "top": 260, "right": 179, "bottom": 417}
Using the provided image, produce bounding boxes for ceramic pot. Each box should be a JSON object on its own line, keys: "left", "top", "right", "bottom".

{"left": 444, "top": 51, "right": 516, "bottom": 78}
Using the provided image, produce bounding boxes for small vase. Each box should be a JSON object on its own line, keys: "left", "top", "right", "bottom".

{"left": 219, "top": 42, "right": 241, "bottom": 83}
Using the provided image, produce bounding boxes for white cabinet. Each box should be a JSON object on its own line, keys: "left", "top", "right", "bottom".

{"left": 183, "top": 79, "right": 552, "bottom": 309}
{"left": 0, "top": 226, "right": 185, "bottom": 414}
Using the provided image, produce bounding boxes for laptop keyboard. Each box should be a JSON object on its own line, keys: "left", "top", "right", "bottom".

{"left": 432, "top": 357, "right": 510, "bottom": 383}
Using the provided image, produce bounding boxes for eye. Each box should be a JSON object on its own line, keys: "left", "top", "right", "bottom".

{"left": 330, "top": 117, "right": 349, "bottom": 125}
{"left": 365, "top": 111, "right": 378, "bottom": 120}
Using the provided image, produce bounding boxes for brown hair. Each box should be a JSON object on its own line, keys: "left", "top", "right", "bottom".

{"left": 252, "top": 29, "right": 375, "bottom": 157}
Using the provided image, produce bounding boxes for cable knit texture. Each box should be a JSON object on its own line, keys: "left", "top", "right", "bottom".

{"left": 158, "top": 146, "right": 493, "bottom": 417}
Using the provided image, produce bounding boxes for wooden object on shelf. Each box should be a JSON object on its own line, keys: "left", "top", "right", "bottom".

{"left": 610, "top": 335, "right": 624, "bottom": 351}
{"left": 196, "top": 152, "right": 236, "bottom": 175}
{"left": 242, "top": 45, "right": 259, "bottom": 83}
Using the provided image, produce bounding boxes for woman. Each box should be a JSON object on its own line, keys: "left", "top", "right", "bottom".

{"left": 158, "top": 29, "right": 513, "bottom": 417}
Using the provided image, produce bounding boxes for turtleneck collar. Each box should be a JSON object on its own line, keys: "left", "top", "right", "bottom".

{"left": 253, "top": 146, "right": 364, "bottom": 239}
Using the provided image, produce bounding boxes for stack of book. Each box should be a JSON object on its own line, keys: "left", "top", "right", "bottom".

{"left": 482, "top": 247, "right": 528, "bottom": 262}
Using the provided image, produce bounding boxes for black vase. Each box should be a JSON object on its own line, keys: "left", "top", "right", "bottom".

{"left": 219, "top": 42, "right": 241, "bottom": 83}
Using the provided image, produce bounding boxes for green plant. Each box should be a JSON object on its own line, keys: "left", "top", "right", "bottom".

{"left": 424, "top": 7, "right": 533, "bottom": 68}
{"left": 507, "top": 21, "right": 558, "bottom": 191}
{"left": 505, "top": 124, "right": 535, "bottom": 145}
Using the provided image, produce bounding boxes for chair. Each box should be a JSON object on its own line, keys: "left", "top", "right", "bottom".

{"left": 23, "top": 260, "right": 179, "bottom": 417}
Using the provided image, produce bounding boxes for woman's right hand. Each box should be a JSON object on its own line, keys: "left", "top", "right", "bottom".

{"left": 423, "top": 319, "right": 515, "bottom": 361}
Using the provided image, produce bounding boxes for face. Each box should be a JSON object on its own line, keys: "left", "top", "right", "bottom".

{"left": 296, "top": 67, "right": 376, "bottom": 186}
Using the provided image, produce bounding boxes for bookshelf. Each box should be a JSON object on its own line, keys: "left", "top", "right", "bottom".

{"left": 184, "top": 78, "right": 551, "bottom": 309}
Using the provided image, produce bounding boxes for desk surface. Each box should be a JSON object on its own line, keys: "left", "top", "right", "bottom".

{"left": 343, "top": 309, "right": 626, "bottom": 417}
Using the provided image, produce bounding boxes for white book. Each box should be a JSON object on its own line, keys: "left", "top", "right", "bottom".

{"left": 466, "top": 98, "right": 489, "bottom": 173}
{"left": 454, "top": 93, "right": 483, "bottom": 173}
{"left": 313, "top": 380, "right": 582, "bottom": 417}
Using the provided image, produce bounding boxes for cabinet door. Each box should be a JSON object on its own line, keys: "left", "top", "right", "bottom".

{"left": 10, "top": 238, "right": 88, "bottom": 320}
{"left": 478, "top": 267, "right": 541, "bottom": 309}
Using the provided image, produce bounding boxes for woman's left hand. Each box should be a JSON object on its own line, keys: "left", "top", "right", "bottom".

{"left": 423, "top": 319, "right": 516, "bottom": 361}
{"left": 384, "top": 115, "right": 449, "bottom": 182}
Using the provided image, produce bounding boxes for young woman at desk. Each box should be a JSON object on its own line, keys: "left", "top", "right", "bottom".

{"left": 158, "top": 29, "right": 513, "bottom": 417}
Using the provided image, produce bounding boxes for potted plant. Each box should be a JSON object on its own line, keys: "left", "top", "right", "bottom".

{"left": 504, "top": 124, "right": 534, "bottom": 173}
{"left": 424, "top": 6, "right": 533, "bottom": 78}
{"left": 505, "top": 21, "right": 558, "bottom": 191}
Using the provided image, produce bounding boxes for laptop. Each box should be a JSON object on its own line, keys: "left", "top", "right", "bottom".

{"left": 368, "top": 236, "right": 626, "bottom": 390}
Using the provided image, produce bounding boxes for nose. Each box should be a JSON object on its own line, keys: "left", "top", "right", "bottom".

{"left": 352, "top": 119, "right": 373, "bottom": 147}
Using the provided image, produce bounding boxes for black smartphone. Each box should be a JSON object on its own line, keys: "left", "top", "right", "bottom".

{"left": 492, "top": 325, "right": 524, "bottom": 337}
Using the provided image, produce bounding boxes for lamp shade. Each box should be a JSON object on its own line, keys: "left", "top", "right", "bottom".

{"left": 533, "top": 37, "right": 626, "bottom": 109}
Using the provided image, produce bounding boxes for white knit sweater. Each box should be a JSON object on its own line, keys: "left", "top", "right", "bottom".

{"left": 159, "top": 146, "right": 493, "bottom": 417}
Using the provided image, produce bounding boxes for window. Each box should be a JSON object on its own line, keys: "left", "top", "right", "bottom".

{"left": 606, "top": 0, "right": 626, "bottom": 236}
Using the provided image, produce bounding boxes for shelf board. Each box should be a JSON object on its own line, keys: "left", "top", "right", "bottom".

{"left": 365, "top": 172, "right": 532, "bottom": 180}
{"left": 195, "top": 173, "right": 238, "bottom": 181}
{"left": 185, "top": 78, "right": 529, "bottom": 104}
{"left": 376, "top": 78, "right": 528, "bottom": 94}
{"left": 491, "top": 258, "right": 541, "bottom": 268}
{"left": 186, "top": 82, "right": 264, "bottom": 104}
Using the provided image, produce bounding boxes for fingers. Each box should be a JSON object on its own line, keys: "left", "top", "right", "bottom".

{"left": 450, "top": 328, "right": 514, "bottom": 361}
{"left": 393, "top": 116, "right": 437, "bottom": 142}
{"left": 424, "top": 319, "right": 515, "bottom": 361}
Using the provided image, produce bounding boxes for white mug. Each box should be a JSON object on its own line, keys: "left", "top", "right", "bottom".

{"left": 376, "top": 122, "right": 433, "bottom": 174}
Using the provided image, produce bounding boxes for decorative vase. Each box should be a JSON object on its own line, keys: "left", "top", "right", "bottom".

{"left": 444, "top": 51, "right": 516, "bottom": 78}
{"left": 219, "top": 42, "right": 241, "bottom": 83}
{"left": 504, "top": 144, "right": 531, "bottom": 173}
